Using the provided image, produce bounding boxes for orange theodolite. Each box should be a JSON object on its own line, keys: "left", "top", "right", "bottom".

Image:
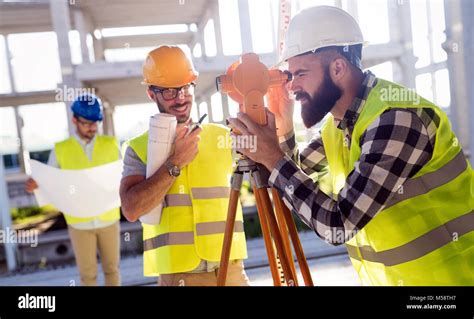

{"left": 216, "top": 52, "right": 292, "bottom": 127}
{"left": 215, "top": 53, "right": 313, "bottom": 287}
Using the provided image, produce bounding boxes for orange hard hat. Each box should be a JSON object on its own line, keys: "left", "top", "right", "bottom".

{"left": 142, "top": 45, "right": 198, "bottom": 88}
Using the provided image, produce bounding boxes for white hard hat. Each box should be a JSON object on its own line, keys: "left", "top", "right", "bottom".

{"left": 280, "top": 6, "right": 367, "bottom": 65}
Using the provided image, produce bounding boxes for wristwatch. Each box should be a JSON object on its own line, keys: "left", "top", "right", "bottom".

{"left": 165, "top": 160, "right": 181, "bottom": 177}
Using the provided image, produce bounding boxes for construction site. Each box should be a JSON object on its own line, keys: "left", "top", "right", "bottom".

{"left": 0, "top": 0, "right": 473, "bottom": 301}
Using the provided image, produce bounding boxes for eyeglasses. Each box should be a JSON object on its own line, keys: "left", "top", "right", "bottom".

{"left": 151, "top": 83, "right": 195, "bottom": 101}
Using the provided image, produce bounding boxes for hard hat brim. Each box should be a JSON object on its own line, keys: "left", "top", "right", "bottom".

{"left": 274, "top": 40, "right": 369, "bottom": 69}
{"left": 141, "top": 73, "right": 198, "bottom": 88}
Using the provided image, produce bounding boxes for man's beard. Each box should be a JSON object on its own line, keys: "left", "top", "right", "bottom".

{"left": 78, "top": 129, "right": 96, "bottom": 140}
{"left": 157, "top": 102, "right": 190, "bottom": 123}
{"left": 296, "top": 67, "right": 342, "bottom": 128}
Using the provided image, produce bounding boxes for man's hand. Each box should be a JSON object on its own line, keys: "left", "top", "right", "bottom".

{"left": 25, "top": 178, "right": 38, "bottom": 193}
{"left": 169, "top": 122, "right": 202, "bottom": 169}
{"left": 227, "top": 109, "right": 285, "bottom": 171}
{"left": 266, "top": 82, "right": 294, "bottom": 137}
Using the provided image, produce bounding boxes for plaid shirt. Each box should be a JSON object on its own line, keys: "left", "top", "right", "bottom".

{"left": 268, "top": 72, "right": 439, "bottom": 245}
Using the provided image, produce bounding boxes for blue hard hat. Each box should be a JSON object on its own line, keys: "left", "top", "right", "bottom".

{"left": 71, "top": 94, "right": 103, "bottom": 122}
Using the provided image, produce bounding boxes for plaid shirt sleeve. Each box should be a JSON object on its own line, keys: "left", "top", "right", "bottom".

{"left": 278, "top": 130, "right": 328, "bottom": 176}
{"left": 269, "top": 109, "right": 434, "bottom": 245}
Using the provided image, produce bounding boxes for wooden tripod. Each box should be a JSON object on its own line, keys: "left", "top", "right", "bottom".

{"left": 217, "top": 157, "right": 313, "bottom": 286}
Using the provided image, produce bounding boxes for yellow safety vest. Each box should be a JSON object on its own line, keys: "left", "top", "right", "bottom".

{"left": 128, "top": 123, "right": 247, "bottom": 276}
{"left": 320, "top": 78, "right": 474, "bottom": 285}
{"left": 54, "top": 135, "right": 121, "bottom": 225}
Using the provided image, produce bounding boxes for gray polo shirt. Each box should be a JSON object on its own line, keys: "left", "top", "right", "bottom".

{"left": 121, "top": 146, "right": 146, "bottom": 178}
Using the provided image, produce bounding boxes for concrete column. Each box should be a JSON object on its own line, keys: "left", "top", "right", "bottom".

{"left": 444, "top": 0, "right": 473, "bottom": 161}
{"left": 5, "top": 35, "right": 27, "bottom": 174}
{"left": 198, "top": 28, "right": 207, "bottom": 59}
{"left": 13, "top": 107, "right": 26, "bottom": 173}
{"left": 212, "top": 1, "right": 224, "bottom": 56}
{"left": 4, "top": 33, "right": 16, "bottom": 92}
{"left": 102, "top": 99, "right": 116, "bottom": 136}
{"left": 238, "top": 0, "right": 253, "bottom": 53}
{"left": 345, "top": 0, "right": 359, "bottom": 21}
{"left": 92, "top": 34, "right": 105, "bottom": 62}
{"left": 387, "top": 0, "right": 417, "bottom": 87}
{"left": 0, "top": 155, "right": 17, "bottom": 272}
{"left": 50, "top": 0, "right": 80, "bottom": 136}
{"left": 462, "top": 0, "right": 474, "bottom": 162}
{"left": 221, "top": 94, "right": 230, "bottom": 122}
{"left": 206, "top": 97, "right": 213, "bottom": 122}
{"left": 73, "top": 8, "right": 90, "bottom": 63}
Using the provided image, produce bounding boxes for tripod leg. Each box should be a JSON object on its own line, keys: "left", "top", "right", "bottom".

{"left": 273, "top": 189, "right": 314, "bottom": 286}
{"left": 254, "top": 185, "right": 296, "bottom": 286}
{"left": 272, "top": 188, "right": 299, "bottom": 286}
{"left": 253, "top": 186, "right": 282, "bottom": 286}
{"left": 217, "top": 173, "right": 243, "bottom": 286}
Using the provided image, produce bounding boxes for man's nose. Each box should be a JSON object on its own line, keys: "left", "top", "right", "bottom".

{"left": 289, "top": 81, "right": 301, "bottom": 96}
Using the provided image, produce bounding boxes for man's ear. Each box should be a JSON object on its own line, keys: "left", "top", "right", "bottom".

{"left": 329, "top": 57, "right": 347, "bottom": 84}
{"left": 146, "top": 88, "right": 155, "bottom": 101}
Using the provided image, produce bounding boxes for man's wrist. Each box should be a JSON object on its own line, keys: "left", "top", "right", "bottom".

{"left": 263, "top": 150, "right": 285, "bottom": 172}
{"left": 276, "top": 121, "right": 294, "bottom": 137}
{"left": 168, "top": 155, "right": 182, "bottom": 169}
{"left": 164, "top": 159, "right": 181, "bottom": 177}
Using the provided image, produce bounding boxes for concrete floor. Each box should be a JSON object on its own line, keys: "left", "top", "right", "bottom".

{"left": 0, "top": 231, "right": 361, "bottom": 286}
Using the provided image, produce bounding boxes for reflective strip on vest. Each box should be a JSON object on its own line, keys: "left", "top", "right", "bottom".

{"left": 162, "top": 187, "right": 231, "bottom": 207}
{"left": 191, "top": 187, "right": 230, "bottom": 199}
{"left": 196, "top": 221, "right": 244, "bottom": 236}
{"left": 143, "top": 232, "right": 194, "bottom": 251}
{"left": 162, "top": 194, "right": 192, "bottom": 208}
{"left": 347, "top": 210, "right": 474, "bottom": 266}
{"left": 385, "top": 151, "right": 467, "bottom": 209}
{"left": 144, "top": 221, "right": 244, "bottom": 251}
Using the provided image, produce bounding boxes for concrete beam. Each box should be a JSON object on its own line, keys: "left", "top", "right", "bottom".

{"left": 75, "top": 53, "right": 280, "bottom": 82}
{"left": 362, "top": 43, "right": 405, "bottom": 68}
{"left": 2, "top": 43, "right": 404, "bottom": 111}
{"left": 75, "top": 60, "right": 143, "bottom": 81}
{"left": 0, "top": 91, "right": 57, "bottom": 108}
{"left": 102, "top": 32, "right": 193, "bottom": 50}
{"left": 0, "top": 2, "right": 52, "bottom": 34}
{"left": 0, "top": 24, "right": 53, "bottom": 35}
